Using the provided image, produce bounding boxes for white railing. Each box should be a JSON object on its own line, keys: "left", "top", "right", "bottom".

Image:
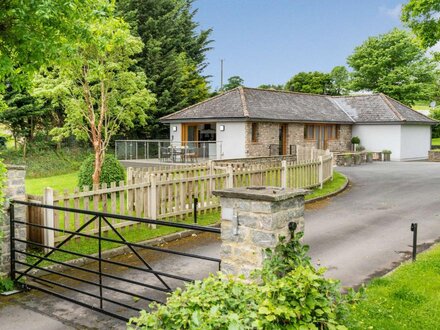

{"left": 115, "top": 140, "right": 223, "bottom": 162}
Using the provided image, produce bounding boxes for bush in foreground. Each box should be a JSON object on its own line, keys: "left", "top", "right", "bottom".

{"left": 78, "top": 154, "right": 125, "bottom": 188}
{"left": 128, "top": 233, "right": 357, "bottom": 329}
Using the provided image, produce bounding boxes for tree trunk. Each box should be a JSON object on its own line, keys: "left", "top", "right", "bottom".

{"left": 92, "top": 147, "right": 103, "bottom": 186}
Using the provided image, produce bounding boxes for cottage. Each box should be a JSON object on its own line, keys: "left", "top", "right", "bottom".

{"left": 160, "top": 87, "right": 436, "bottom": 161}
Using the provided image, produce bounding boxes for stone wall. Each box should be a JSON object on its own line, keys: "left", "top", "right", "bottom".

{"left": 245, "top": 122, "right": 352, "bottom": 157}
{"left": 213, "top": 187, "right": 306, "bottom": 278}
{"left": 0, "top": 165, "right": 26, "bottom": 277}
{"left": 327, "top": 125, "right": 352, "bottom": 152}
{"left": 245, "top": 122, "right": 280, "bottom": 157}
{"left": 428, "top": 150, "right": 440, "bottom": 162}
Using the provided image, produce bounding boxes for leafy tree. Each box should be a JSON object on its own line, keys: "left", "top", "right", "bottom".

{"left": 285, "top": 71, "right": 332, "bottom": 94}
{"left": 402, "top": 0, "right": 440, "bottom": 49}
{"left": 347, "top": 28, "right": 436, "bottom": 105}
{"left": 330, "top": 66, "right": 350, "bottom": 95}
{"left": 0, "top": 0, "right": 109, "bottom": 90}
{"left": 431, "top": 109, "right": 440, "bottom": 138}
{"left": 0, "top": 89, "right": 47, "bottom": 156}
{"left": 37, "top": 16, "right": 155, "bottom": 184}
{"left": 117, "top": 0, "right": 211, "bottom": 138}
{"left": 222, "top": 76, "right": 244, "bottom": 91}
{"left": 258, "top": 84, "right": 284, "bottom": 90}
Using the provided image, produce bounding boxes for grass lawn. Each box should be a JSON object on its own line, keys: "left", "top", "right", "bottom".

{"left": 346, "top": 244, "right": 440, "bottom": 329}
{"left": 1, "top": 147, "right": 91, "bottom": 178}
{"left": 432, "top": 137, "right": 440, "bottom": 146}
{"left": 306, "top": 171, "right": 347, "bottom": 201}
{"left": 26, "top": 171, "right": 79, "bottom": 195}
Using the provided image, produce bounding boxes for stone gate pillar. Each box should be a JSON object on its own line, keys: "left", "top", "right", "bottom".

{"left": 213, "top": 186, "right": 306, "bottom": 277}
{"left": 0, "top": 165, "right": 26, "bottom": 277}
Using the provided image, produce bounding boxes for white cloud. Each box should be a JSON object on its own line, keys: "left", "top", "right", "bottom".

{"left": 379, "top": 4, "right": 402, "bottom": 20}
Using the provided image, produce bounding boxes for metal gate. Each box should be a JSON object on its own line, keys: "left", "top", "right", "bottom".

{"left": 9, "top": 200, "right": 221, "bottom": 322}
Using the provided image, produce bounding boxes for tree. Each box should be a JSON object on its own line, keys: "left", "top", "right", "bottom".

{"left": 0, "top": 0, "right": 109, "bottom": 90}
{"left": 402, "top": 0, "right": 440, "bottom": 49}
{"left": 330, "top": 66, "right": 350, "bottom": 95}
{"left": 285, "top": 71, "right": 332, "bottom": 94}
{"left": 431, "top": 109, "right": 440, "bottom": 138}
{"left": 37, "top": 16, "right": 155, "bottom": 184}
{"left": 258, "top": 84, "right": 284, "bottom": 90}
{"left": 0, "top": 88, "right": 47, "bottom": 156}
{"left": 117, "top": 0, "right": 211, "bottom": 138}
{"left": 222, "top": 76, "right": 244, "bottom": 91}
{"left": 347, "top": 28, "right": 436, "bottom": 105}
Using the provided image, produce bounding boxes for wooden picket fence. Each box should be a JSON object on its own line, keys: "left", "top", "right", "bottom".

{"left": 28, "top": 150, "right": 333, "bottom": 246}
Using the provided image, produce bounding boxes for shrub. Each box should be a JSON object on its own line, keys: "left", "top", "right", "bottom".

{"left": 128, "top": 233, "right": 356, "bottom": 329}
{"left": 0, "top": 277, "right": 14, "bottom": 293}
{"left": 78, "top": 154, "right": 125, "bottom": 188}
{"left": 351, "top": 136, "right": 360, "bottom": 145}
{"left": 382, "top": 150, "right": 392, "bottom": 154}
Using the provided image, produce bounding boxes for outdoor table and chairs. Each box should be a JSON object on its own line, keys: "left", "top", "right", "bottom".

{"left": 160, "top": 145, "right": 198, "bottom": 163}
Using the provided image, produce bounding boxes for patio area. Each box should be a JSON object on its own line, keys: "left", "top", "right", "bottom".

{"left": 115, "top": 140, "right": 223, "bottom": 164}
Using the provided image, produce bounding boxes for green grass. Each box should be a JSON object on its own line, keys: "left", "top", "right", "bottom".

{"left": 346, "top": 244, "right": 440, "bottom": 329}
{"left": 412, "top": 100, "right": 440, "bottom": 111}
{"left": 26, "top": 171, "right": 79, "bottom": 195}
{"left": 432, "top": 138, "right": 440, "bottom": 146}
{"left": 26, "top": 211, "right": 220, "bottom": 267}
{"left": 1, "top": 147, "right": 91, "bottom": 178}
{"left": 305, "top": 171, "right": 347, "bottom": 201}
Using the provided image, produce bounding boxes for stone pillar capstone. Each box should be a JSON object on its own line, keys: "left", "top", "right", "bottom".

{"left": 213, "top": 186, "right": 306, "bottom": 277}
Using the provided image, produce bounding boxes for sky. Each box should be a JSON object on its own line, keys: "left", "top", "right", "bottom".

{"left": 194, "top": 0, "right": 405, "bottom": 90}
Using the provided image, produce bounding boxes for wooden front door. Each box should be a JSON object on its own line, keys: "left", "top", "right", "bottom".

{"left": 279, "top": 124, "right": 287, "bottom": 155}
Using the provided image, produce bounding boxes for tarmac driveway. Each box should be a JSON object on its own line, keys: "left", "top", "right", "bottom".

{"left": 304, "top": 161, "right": 440, "bottom": 288}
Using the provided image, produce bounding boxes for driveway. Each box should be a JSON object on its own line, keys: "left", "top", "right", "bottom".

{"left": 304, "top": 161, "right": 440, "bottom": 288}
{"left": 2, "top": 161, "right": 439, "bottom": 328}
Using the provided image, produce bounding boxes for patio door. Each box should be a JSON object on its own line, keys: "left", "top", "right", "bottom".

{"left": 182, "top": 124, "right": 198, "bottom": 145}
{"left": 315, "top": 125, "right": 326, "bottom": 149}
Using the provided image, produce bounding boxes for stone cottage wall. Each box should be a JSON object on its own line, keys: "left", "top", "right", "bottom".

{"left": 245, "top": 122, "right": 352, "bottom": 156}
{"left": 326, "top": 125, "right": 352, "bottom": 152}
{"left": 245, "top": 122, "right": 280, "bottom": 157}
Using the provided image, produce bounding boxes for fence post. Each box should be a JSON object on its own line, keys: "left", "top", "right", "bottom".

{"left": 318, "top": 156, "right": 324, "bottom": 189}
{"left": 150, "top": 174, "right": 157, "bottom": 221}
{"left": 330, "top": 153, "right": 334, "bottom": 180}
{"left": 43, "top": 187, "right": 55, "bottom": 252}
{"left": 226, "top": 165, "right": 234, "bottom": 188}
{"left": 208, "top": 160, "right": 214, "bottom": 192}
{"left": 281, "top": 160, "right": 287, "bottom": 188}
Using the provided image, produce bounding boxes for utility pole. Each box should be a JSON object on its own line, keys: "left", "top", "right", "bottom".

{"left": 220, "top": 59, "right": 224, "bottom": 90}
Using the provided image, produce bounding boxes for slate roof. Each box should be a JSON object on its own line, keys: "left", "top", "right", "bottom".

{"left": 160, "top": 87, "right": 437, "bottom": 125}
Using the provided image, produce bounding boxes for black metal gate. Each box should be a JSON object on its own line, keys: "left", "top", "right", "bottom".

{"left": 9, "top": 200, "right": 221, "bottom": 322}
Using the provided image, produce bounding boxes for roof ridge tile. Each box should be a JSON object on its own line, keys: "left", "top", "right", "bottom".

{"left": 239, "top": 86, "right": 250, "bottom": 117}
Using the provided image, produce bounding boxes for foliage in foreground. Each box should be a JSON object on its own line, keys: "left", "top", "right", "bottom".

{"left": 346, "top": 244, "right": 440, "bottom": 329}
{"left": 0, "top": 277, "right": 14, "bottom": 293}
{"left": 128, "top": 233, "right": 357, "bottom": 329}
{"left": 78, "top": 154, "right": 125, "bottom": 189}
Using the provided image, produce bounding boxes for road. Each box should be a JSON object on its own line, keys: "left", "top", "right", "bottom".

{"left": 304, "top": 161, "right": 440, "bottom": 288}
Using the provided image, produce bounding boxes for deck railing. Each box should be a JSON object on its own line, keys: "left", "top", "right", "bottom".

{"left": 115, "top": 140, "right": 223, "bottom": 162}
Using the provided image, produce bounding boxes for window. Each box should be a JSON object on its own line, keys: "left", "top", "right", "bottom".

{"left": 304, "top": 125, "right": 315, "bottom": 139}
{"left": 251, "top": 123, "right": 258, "bottom": 142}
{"left": 304, "top": 124, "right": 340, "bottom": 140}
